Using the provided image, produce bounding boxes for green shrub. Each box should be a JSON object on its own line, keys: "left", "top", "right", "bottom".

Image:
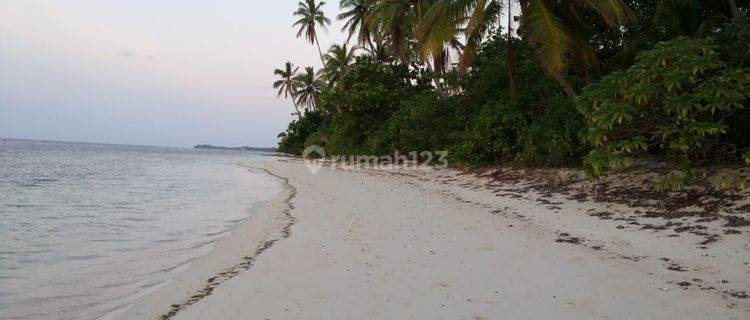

{"left": 578, "top": 37, "right": 750, "bottom": 177}
{"left": 519, "top": 95, "right": 585, "bottom": 167}
{"left": 718, "top": 19, "right": 750, "bottom": 153}
{"left": 380, "top": 92, "right": 456, "bottom": 155}
{"left": 277, "top": 111, "right": 327, "bottom": 155}
{"left": 324, "top": 111, "right": 372, "bottom": 155}
{"left": 449, "top": 102, "right": 526, "bottom": 165}
{"left": 302, "top": 129, "right": 328, "bottom": 157}
{"left": 448, "top": 31, "right": 578, "bottom": 167}
{"left": 717, "top": 18, "right": 750, "bottom": 68}
{"left": 322, "top": 57, "right": 433, "bottom": 156}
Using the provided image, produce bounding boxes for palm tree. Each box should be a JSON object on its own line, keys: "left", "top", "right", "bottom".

{"left": 506, "top": 0, "right": 517, "bottom": 103}
{"left": 365, "top": 35, "right": 395, "bottom": 64}
{"left": 416, "top": 22, "right": 463, "bottom": 98}
{"left": 294, "top": 67, "right": 326, "bottom": 111}
{"left": 294, "top": 0, "right": 332, "bottom": 65}
{"left": 370, "top": 0, "right": 418, "bottom": 63}
{"left": 420, "top": 0, "right": 635, "bottom": 97}
{"left": 322, "top": 43, "right": 359, "bottom": 88}
{"left": 339, "top": 0, "right": 378, "bottom": 52}
{"left": 273, "top": 61, "right": 301, "bottom": 116}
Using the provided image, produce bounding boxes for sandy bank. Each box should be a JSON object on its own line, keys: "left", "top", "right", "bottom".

{"left": 118, "top": 160, "right": 748, "bottom": 319}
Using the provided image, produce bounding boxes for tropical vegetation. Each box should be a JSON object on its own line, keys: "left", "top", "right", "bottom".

{"left": 274, "top": 0, "right": 749, "bottom": 189}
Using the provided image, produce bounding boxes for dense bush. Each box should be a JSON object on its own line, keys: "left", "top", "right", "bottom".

{"left": 518, "top": 95, "right": 585, "bottom": 167}
{"left": 278, "top": 24, "right": 748, "bottom": 183}
{"left": 448, "top": 34, "right": 585, "bottom": 167}
{"left": 718, "top": 19, "right": 750, "bottom": 152}
{"left": 449, "top": 102, "right": 525, "bottom": 165}
{"left": 380, "top": 92, "right": 456, "bottom": 155}
{"left": 320, "top": 57, "right": 433, "bottom": 156}
{"left": 277, "top": 111, "right": 328, "bottom": 155}
{"left": 278, "top": 32, "right": 588, "bottom": 167}
{"left": 578, "top": 37, "right": 750, "bottom": 177}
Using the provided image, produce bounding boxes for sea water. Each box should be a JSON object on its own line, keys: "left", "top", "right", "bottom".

{"left": 0, "top": 139, "right": 284, "bottom": 320}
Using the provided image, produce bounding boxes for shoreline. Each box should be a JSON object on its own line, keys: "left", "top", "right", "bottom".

{"left": 113, "top": 165, "right": 295, "bottom": 320}
{"left": 157, "top": 166, "right": 297, "bottom": 319}
{"left": 118, "top": 160, "right": 749, "bottom": 319}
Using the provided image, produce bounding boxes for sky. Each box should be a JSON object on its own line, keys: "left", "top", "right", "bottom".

{"left": 0, "top": 0, "right": 347, "bottom": 147}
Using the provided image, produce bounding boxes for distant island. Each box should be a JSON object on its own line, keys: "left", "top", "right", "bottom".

{"left": 194, "top": 144, "right": 277, "bottom": 152}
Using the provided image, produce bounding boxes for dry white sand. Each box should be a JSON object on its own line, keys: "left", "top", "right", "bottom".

{"left": 116, "top": 160, "right": 749, "bottom": 320}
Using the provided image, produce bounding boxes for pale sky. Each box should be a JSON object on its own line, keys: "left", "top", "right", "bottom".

{"left": 0, "top": 0, "right": 347, "bottom": 147}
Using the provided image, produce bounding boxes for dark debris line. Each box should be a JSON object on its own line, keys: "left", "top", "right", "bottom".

{"left": 159, "top": 169, "right": 297, "bottom": 320}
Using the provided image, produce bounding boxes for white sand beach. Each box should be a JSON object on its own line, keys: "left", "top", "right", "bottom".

{"left": 116, "top": 159, "right": 749, "bottom": 320}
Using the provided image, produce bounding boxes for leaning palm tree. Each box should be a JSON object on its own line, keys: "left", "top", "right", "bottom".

{"left": 273, "top": 61, "right": 301, "bottom": 116}
{"left": 339, "top": 0, "right": 378, "bottom": 52}
{"left": 322, "top": 43, "right": 358, "bottom": 88}
{"left": 294, "top": 67, "right": 326, "bottom": 111}
{"left": 420, "top": 0, "right": 635, "bottom": 97}
{"left": 294, "top": 0, "right": 332, "bottom": 65}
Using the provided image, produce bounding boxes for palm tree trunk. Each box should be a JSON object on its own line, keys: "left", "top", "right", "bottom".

{"left": 367, "top": 36, "right": 377, "bottom": 55}
{"left": 434, "top": 79, "right": 448, "bottom": 99}
{"left": 433, "top": 66, "right": 448, "bottom": 100}
{"left": 291, "top": 100, "right": 302, "bottom": 117}
{"left": 728, "top": 0, "right": 740, "bottom": 19}
{"left": 285, "top": 86, "right": 302, "bottom": 117}
{"left": 549, "top": 69, "right": 577, "bottom": 97}
{"left": 507, "top": 0, "right": 518, "bottom": 104}
{"left": 424, "top": 62, "right": 447, "bottom": 99}
{"left": 392, "top": 28, "right": 407, "bottom": 64}
{"left": 315, "top": 36, "right": 326, "bottom": 65}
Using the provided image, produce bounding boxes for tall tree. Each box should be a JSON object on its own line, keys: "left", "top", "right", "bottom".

{"left": 273, "top": 61, "right": 302, "bottom": 116}
{"left": 506, "top": 0, "right": 517, "bottom": 103}
{"left": 420, "top": 0, "right": 635, "bottom": 97}
{"left": 728, "top": 0, "right": 740, "bottom": 19}
{"left": 420, "top": 0, "right": 506, "bottom": 97}
{"left": 322, "top": 43, "right": 359, "bottom": 88}
{"left": 519, "top": 0, "right": 635, "bottom": 96}
{"left": 294, "top": 67, "right": 326, "bottom": 111}
{"left": 339, "top": 0, "right": 378, "bottom": 52}
{"left": 365, "top": 33, "right": 395, "bottom": 64}
{"left": 371, "top": 0, "right": 418, "bottom": 63}
{"left": 420, "top": 0, "right": 500, "bottom": 70}
{"left": 294, "top": 0, "right": 332, "bottom": 65}
{"left": 416, "top": 12, "right": 463, "bottom": 99}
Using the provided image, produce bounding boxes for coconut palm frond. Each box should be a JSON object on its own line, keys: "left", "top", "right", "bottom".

{"left": 273, "top": 61, "right": 302, "bottom": 115}
{"left": 339, "top": 0, "right": 377, "bottom": 48}
{"left": 521, "top": 0, "right": 574, "bottom": 72}
{"left": 577, "top": 0, "right": 636, "bottom": 27}
{"left": 294, "top": 0, "right": 332, "bottom": 64}
{"left": 461, "top": 0, "right": 501, "bottom": 70}
{"left": 371, "top": 0, "right": 417, "bottom": 63}
{"left": 294, "top": 66, "right": 325, "bottom": 111}
{"left": 322, "top": 43, "right": 358, "bottom": 87}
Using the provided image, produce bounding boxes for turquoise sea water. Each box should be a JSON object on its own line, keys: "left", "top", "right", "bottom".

{"left": 0, "top": 139, "right": 284, "bottom": 320}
